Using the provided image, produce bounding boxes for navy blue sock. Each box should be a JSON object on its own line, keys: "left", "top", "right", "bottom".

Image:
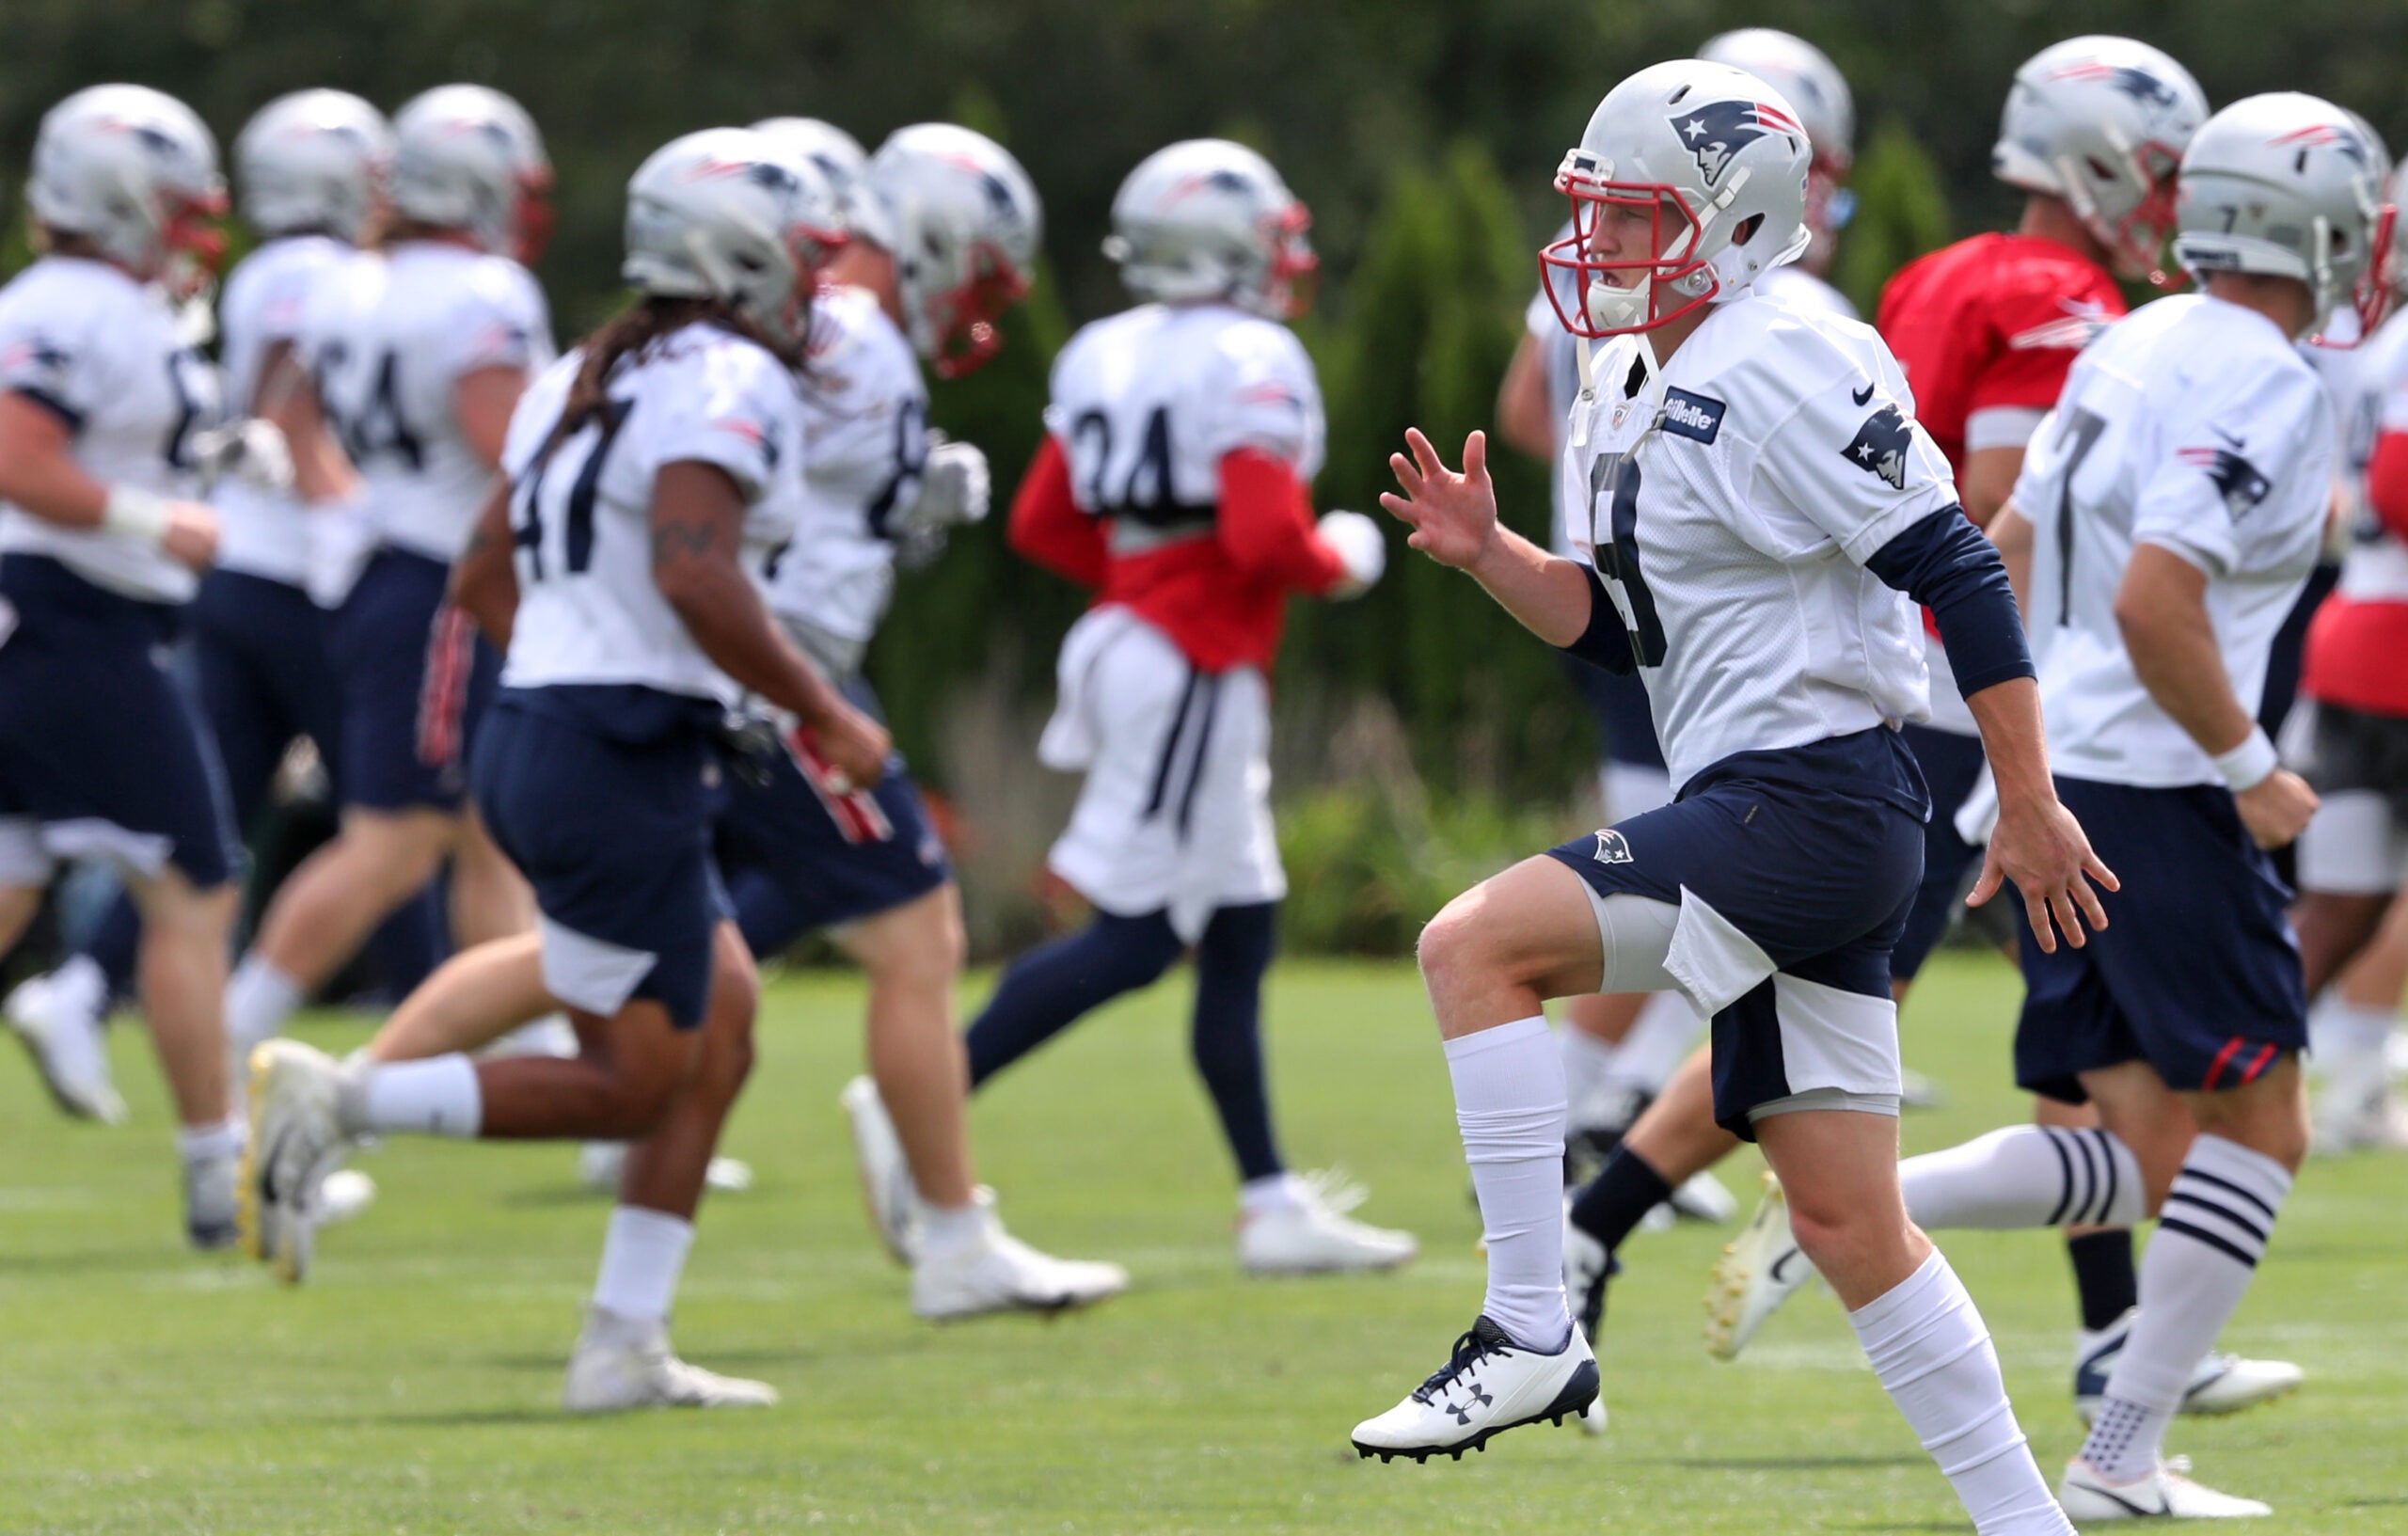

{"left": 2066, "top": 1227, "right": 2138, "bottom": 1332}
{"left": 85, "top": 893, "right": 141, "bottom": 1003}
{"left": 730, "top": 870, "right": 809, "bottom": 962}
{"left": 1191, "top": 902, "right": 1284, "bottom": 1184}
{"left": 1569, "top": 1144, "right": 1674, "bottom": 1254}
{"left": 965, "top": 910, "right": 1183, "bottom": 1088}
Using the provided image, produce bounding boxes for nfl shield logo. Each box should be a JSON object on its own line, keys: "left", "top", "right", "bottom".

{"left": 1592, "top": 829, "right": 1634, "bottom": 865}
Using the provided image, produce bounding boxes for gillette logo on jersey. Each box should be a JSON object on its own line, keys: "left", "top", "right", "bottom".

{"left": 1659, "top": 387, "right": 1726, "bottom": 443}
{"left": 1841, "top": 404, "right": 1914, "bottom": 491}
{"left": 1670, "top": 100, "right": 1802, "bottom": 185}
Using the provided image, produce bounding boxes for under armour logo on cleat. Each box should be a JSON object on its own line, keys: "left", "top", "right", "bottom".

{"left": 1592, "top": 830, "right": 1634, "bottom": 864}
{"left": 1446, "top": 1384, "right": 1494, "bottom": 1424}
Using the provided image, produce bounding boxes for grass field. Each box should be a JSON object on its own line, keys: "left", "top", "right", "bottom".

{"left": 3, "top": 950, "right": 2403, "bottom": 1534}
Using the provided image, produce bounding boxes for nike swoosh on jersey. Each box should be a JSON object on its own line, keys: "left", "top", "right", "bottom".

{"left": 1850, "top": 382, "right": 1876, "bottom": 405}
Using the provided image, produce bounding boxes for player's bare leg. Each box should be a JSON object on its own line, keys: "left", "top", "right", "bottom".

{"left": 130, "top": 869, "right": 243, "bottom": 1245}
{"left": 446, "top": 807, "right": 531, "bottom": 950}
{"left": 837, "top": 882, "right": 974, "bottom": 1214}
{"left": 365, "top": 934, "right": 552, "bottom": 1062}
{"left": 2305, "top": 889, "right": 2408, "bottom": 1150}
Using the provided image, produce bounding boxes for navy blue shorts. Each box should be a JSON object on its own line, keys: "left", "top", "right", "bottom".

{"left": 1892, "top": 723, "right": 1989, "bottom": 981}
{"left": 330, "top": 547, "right": 500, "bottom": 813}
{"left": 1559, "top": 653, "right": 1666, "bottom": 769}
{"left": 190, "top": 569, "right": 342, "bottom": 835}
{"left": 714, "top": 679, "right": 949, "bottom": 949}
{"left": 1545, "top": 727, "right": 1928, "bottom": 1138}
{"left": 2016, "top": 776, "right": 2306, "bottom": 1103}
{"left": 472, "top": 688, "right": 731, "bottom": 1030}
{"left": 0, "top": 555, "right": 239, "bottom": 889}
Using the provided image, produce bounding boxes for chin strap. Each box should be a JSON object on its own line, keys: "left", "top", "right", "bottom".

{"left": 1570, "top": 329, "right": 1597, "bottom": 449}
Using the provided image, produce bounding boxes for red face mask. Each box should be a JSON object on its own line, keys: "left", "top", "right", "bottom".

{"left": 926, "top": 245, "right": 1032, "bottom": 380}
{"left": 2352, "top": 202, "right": 2400, "bottom": 342}
{"left": 1538, "top": 158, "right": 1716, "bottom": 338}
{"left": 513, "top": 169, "right": 557, "bottom": 266}
{"left": 2108, "top": 145, "right": 2188, "bottom": 289}
{"left": 1265, "top": 201, "right": 1319, "bottom": 320}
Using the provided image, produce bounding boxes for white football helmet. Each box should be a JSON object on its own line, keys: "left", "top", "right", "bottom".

{"left": 26, "top": 84, "right": 226, "bottom": 281}
{"left": 1102, "top": 139, "right": 1317, "bottom": 320}
{"left": 1699, "top": 29, "right": 1853, "bottom": 271}
{"left": 853, "top": 124, "right": 1042, "bottom": 377}
{"left": 235, "top": 89, "right": 392, "bottom": 245}
{"left": 1992, "top": 36, "right": 2208, "bottom": 284}
{"left": 1541, "top": 59, "right": 1811, "bottom": 337}
{"left": 389, "top": 85, "right": 552, "bottom": 261}
{"left": 621, "top": 127, "right": 848, "bottom": 353}
{"left": 751, "top": 118, "right": 869, "bottom": 227}
{"left": 2174, "top": 94, "right": 2393, "bottom": 340}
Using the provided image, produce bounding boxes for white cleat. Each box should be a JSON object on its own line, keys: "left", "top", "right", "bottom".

{"left": 6, "top": 968, "right": 125, "bottom": 1124}
{"left": 238, "top": 1040, "right": 353, "bottom": 1284}
{"left": 1704, "top": 1170, "right": 1814, "bottom": 1360}
{"left": 1352, "top": 1316, "right": 1601, "bottom": 1462}
{"left": 2309, "top": 1075, "right": 2408, "bottom": 1155}
{"left": 1239, "top": 1170, "right": 1418, "bottom": 1275}
{"left": 562, "top": 1318, "right": 778, "bottom": 1413}
{"left": 2073, "top": 1310, "right": 2303, "bottom": 1423}
{"left": 838, "top": 1075, "right": 920, "bottom": 1266}
{"left": 911, "top": 1207, "right": 1128, "bottom": 1322}
{"left": 317, "top": 1168, "right": 377, "bottom": 1227}
{"left": 2059, "top": 1456, "right": 2272, "bottom": 1520}
{"left": 487, "top": 1013, "right": 579, "bottom": 1059}
{"left": 1668, "top": 1168, "right": 1738, "bottom": 1224}
{"left": 577, "top": 1140, "right": 752, "bottom": 1195}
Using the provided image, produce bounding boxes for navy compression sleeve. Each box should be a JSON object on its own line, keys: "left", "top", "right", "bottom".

{"left": 1556, "top": 562, "right": 1637, "bottom": 675}
{"left": 1865, "top": 507, "right": 2034, "bottom": 699}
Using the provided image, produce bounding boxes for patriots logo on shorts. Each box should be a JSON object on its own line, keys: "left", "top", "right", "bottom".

{"left": 1841, "top": 404, "right": 1913, "bottom": 491}
{"left": 1669, "top": 100, "right": 1802, "bottom": 185}
{"left": 1592, "top": 829, "right": 1634, "bottom": 865}
{"left": 2176, "top": 444, "right": 2273, "bottom": 518}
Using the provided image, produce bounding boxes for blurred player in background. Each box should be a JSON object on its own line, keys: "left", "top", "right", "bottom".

{"left": 1354, "top": 64, "right": 2100, "bottom": 1535}
{"left": 1724, "top": 91, "right": 2386, "bottom": 1518}
{"left": 971, "top": 138, "right": 1415, "bottom": 1275}
{"left": 244, "top": 126, "right": 891, "bottom": 1409}
{"left": 1495, "top": 27, "right": 1858, "bottom": 1225}
{"left": 219, "top": 85, "right": 552, "bottom": 1067}
{"left": 0, "top": 86, "right": 246, "bottom": 1244}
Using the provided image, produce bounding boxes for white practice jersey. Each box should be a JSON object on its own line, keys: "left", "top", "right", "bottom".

{"left": 1528, "top": 230, "right": 1855, "bottom": 556}
{"left": 1563, "top": 287, "right": 1955, "bottom": 792}
{"left": 2015, "top": 294, "right": 2332, "bottom": 788}
{"left": 304, "top": 242, "right": 553, "bottom": 564}
{"left": 214, "top": 235, "right": 360, "bottom": 586}
{"left": 500, "top": 323, "right": 803, "bottom": 704}
{"left": 1046, "top": 302, "right": 1324, "bottom": 543}
{"left": 2334, "top": 308, "right": 2408, "bottom": 604}
{"left": 0, "top": 257, "right": 222, "bottom": 603}
{"left": 766, "top": 286, "right": 927, "bottom": 653}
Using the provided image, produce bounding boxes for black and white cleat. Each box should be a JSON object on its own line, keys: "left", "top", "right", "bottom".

{"left": 1351, "top": 1315, "right": 1599, "bottom": 1463}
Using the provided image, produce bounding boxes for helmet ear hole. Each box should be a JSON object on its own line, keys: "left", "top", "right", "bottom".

{"left": 1732, "top": 213, "right": 1765, "bottom": 247}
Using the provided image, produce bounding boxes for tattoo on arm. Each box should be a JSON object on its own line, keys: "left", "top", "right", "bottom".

{"left": 651, "top": 505, "right": 738, "bottom": 567}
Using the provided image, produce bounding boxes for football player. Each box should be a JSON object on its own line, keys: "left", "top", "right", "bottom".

{"left": 968, "top": 138, "right": 1413, "bottom": 1275}
{"left": 218, "top": 85, "right": 552, "bottom": 1066}
{"left": 1352, "top": 60, "right": 2106, "bottom": 1536}
{"left": 2290, "top": 167, "right": 2408, "bottom": 1151}
{"left": 0, "top": 86, "right": 247, "bottom": 1244}
{"left": 1494, "top": 26, "right": 1858, "bottom": 1220}
{"left": 243, "top": 127, "right": 889, "bottom": 1409}
{"left": 1719, "top": 93, "right": 2385, "bottom": 1519}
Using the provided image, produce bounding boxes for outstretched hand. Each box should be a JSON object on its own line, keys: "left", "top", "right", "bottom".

{"left": 1379, "top": 428, "right": 1499, "bottom": 571}
{"left": 1969, "top": 792, "right": 2118, "bottom": 954}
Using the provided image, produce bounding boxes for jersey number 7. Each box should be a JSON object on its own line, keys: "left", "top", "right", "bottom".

{"left": 511, "top": 397, "right": 634, "bottom": 582}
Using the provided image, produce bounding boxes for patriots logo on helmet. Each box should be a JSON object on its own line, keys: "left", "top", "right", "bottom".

{"left": 2176, "top": 445, "right": 2272, "bottom": 518}
{"left": 2052, "top": 61, "right": 2183, "bottom": 111}
{"left": 1669, "top": 99, "right": 1802, "bottom": 185}
{"left": 2273, "top": 122, "right": 2368, "bottom": 166}
{"left": 1841, "top": 404, "right": 1914, "bottom": 491}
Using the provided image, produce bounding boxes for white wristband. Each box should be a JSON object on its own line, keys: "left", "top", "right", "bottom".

{"left": 2212, "top": 726, "right": 2280, "bottom": 793}
{"left": 101, "top": 484, "right": 174, "bottom": 546}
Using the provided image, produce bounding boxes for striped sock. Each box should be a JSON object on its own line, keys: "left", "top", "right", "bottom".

{"left": 1901, "top": 1124, "right": 2144, "bottom": 1230}
{"left": 2079, "top": 1134, "right": 2291, "bottom": 1481}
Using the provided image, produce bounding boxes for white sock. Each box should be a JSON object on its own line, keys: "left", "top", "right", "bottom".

{"left": 225, "top": 956, "right": 303, "bottom": 1054}
{"left": 174, "top": 1116, "right": 244, "bottom": 1167}
{"left": 589, "top": 1205, "right": 694, "bottom": 1327}
{"left": 919, "top": 1200, "right": 990, "bottom": 1260}
{"left": 1238, "top": 1171, "right": 1307, "bottom": 1215}
{"left": 1556, "top": 1024, "right": 1622, "bottom": 1127}
{"left": 1447, "top": 1016, "right": 1572, "bottom": 1350}
{"left": 347, "top": 1054, "right": 482, "bottom": 1138}
{"left": 1850, "top": 1251, "right": 2074, "bottom": 1536}
{"left": 2081, "top": 1134, "right": 2292, "bottom": 1481}
{"left": 1603, "top": 990, "right": 1698, "bottom": 1098}
{"left": 2311, "top": 996, "right": 2398, "bottom": 1067}
{"left": 49, "top": 953, "right": 109, "bottom": 1017}
{"left": 1901, "top": 1125, "right": 2145, "bottom": 1230}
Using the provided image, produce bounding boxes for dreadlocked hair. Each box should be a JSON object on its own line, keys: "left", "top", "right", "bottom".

{"left": 542, "top": 294, "right": 794, "bottom": 461}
